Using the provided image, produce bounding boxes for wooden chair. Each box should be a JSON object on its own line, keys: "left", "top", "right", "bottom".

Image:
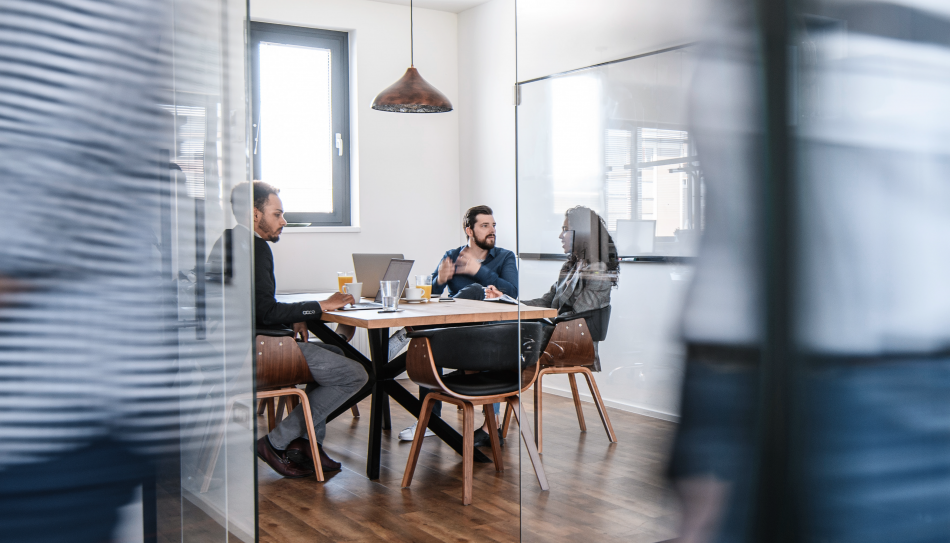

{"left": 253, "top": 328, "right": 324, "bottom": 482}
{"left": 502, "top": 311, "right": 617, "bottom": 454}
{"left": 401, "top": 322, "right": 551, "bottom": 505}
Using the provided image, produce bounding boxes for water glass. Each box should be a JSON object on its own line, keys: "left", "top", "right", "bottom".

{"left": 379, "top": 280, "right": 400, "bottom": 311}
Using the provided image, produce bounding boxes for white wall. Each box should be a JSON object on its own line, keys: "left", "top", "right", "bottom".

{"left": 516, "top": 0, "right": 707, "bottom": 81}
{"left": 457, "top": 0, "right": 516, "bottom": 250}
{"left": 251, "top": 0, "right": 460, "bottom": 292}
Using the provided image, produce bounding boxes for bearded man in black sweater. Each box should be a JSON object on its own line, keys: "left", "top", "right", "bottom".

{"left": 250, "top": 181, "right": 367, "bottom": 478}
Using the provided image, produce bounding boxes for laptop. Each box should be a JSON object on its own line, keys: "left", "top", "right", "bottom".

{"left": 339, "top": 258, "right": 414, "bottom": 311}
{"left": 352, "top": 253, "right": 404, "bottom": 298}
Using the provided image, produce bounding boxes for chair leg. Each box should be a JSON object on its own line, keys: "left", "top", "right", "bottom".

{"left": 483, "top": 404, "right": 503, "bottom": 471}
{"left": 290, "top": 388, "right": 325, "bottom": 482}
{"left": 266, "top": 398, "right": 276, "bottom": 433}
{"left": 580, "top": 368, "right": 617, "bottom": 443}
{"left": 275, "top": 397, "right": 286, "bottom": 422}
{"left": 501, "top": 402, "right": 512, "bottom": 439}
{"left": 568, "top": 372, "right": 587, "bottom": 432}
{"left": 508, "top": 396, "right": 549, "bottom": 491}
{"left": 257, "top": 399, "right": 267, "bottom": 416}
{"left": 534, "top": 371, "right": 544, "bottom": 454}
{"left": 350, "top": 405, "right": 360, "bottom": 417}
{"left": 461, "top": 402, "right": 475, "bottom": 505}
{"left": 402, "top": 396, "right": 436, "bottom": 488}
{"left": 288, "top": 395, "right": 299, "bottom": 410}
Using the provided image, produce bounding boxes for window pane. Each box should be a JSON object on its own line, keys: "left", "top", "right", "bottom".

{"left": 259, "top": 42, "right": 333, "bottom": 214}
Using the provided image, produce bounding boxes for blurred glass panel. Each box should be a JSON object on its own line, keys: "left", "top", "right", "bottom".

{"left": 517, "top": 47, "right": 696, "bottom": 542}
{"left": 259, "top": 42, "right": 334, "bottom": 214}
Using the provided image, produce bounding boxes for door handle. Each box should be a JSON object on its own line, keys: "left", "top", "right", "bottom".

{"left": 336, "top": 133, "right": 343, "bottom": 156}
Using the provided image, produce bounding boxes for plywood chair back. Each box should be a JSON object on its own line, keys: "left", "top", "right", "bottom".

{"left": 253, "top": 332, "right": 324, "bottom": 482}
{"left": 541, "top": 318, "right": 596, "bottom": 368}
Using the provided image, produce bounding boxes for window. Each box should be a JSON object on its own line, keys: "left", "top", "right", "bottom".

{"left": 251, "top": 23, "right": 350, "bottom": 226}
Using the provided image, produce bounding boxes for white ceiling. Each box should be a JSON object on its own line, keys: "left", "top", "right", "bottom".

{"left": 368, "top": 0, "right": 492, "bottom": 14}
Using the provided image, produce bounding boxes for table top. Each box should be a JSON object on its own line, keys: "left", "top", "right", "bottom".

{"left": 276, "top": 292, "right": 558, "bottom": 329}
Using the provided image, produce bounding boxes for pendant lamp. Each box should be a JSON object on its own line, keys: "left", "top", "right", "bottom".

{"left": 371, "top": 0, "right": 453, "bottom": 113}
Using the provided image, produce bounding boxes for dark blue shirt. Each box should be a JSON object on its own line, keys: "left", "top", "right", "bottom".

{"left": 430, "top": 245, "right": 518, "bottom": 298}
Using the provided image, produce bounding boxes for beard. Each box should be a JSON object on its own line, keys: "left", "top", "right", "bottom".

{"left": 259, "top": 218, "right": 282, "bottom": 242}
{"left": 473, "top": 232, "right": 495, "bottom": 251}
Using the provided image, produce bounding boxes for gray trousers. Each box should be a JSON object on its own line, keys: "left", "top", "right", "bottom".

{"left": 267, "top": 342, "right": 368, "bottom": 449}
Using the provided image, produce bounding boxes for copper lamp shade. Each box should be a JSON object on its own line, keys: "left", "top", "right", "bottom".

{"left": 371, "top": 67, "right": 453, "bottom": 113}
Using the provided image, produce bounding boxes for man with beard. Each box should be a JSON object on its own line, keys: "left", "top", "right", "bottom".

{"left": 252, "top": 181, "right": 368, "bottom": 477}
{"left": 431, "top": 205, "right": 518, "bottom": 299}
{"left": 396, "top": 205, "right": 518, "bottom": 444}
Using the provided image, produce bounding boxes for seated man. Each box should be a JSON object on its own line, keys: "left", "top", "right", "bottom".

{"left": 431, "top": 204, "right": 518, "bottom": 299}
{"left": 251, "top": 181, "right": 368, "bottom": 478}
{"left": 398, "top": 205, "right": 518, "bottom": 446}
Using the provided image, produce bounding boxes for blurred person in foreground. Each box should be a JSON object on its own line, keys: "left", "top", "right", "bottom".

{"left": 251, "top": 181, "right": 368, "bottom": 476}
{"left": 670, "top": 1, "right": 950, "bottom": 542}
{"left": 0, "top": 1, "right": 177, "bottom": 541}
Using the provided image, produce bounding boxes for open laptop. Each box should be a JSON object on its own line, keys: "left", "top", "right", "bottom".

{"left": 339, "top": 258, "right": 414, "bottom": 311}
{"left": 352, "top": 253, "right": 404, "bottom": 298}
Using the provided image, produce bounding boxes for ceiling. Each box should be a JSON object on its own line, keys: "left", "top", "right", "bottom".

{"left": 368, "top": 0, "right": 492, "bottom": 14}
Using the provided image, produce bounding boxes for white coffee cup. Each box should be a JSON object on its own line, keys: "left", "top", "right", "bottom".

{"left": 343, "top": 282, "right": 362, "bottom": 304}
{"left": 404, "top": 287, "right": 423, "bottom": 301}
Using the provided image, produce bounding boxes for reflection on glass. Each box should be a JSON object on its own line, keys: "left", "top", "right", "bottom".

{"left": 519, "top": 47, "right": 700, "bottom": 258}
{"left": 259, "top": 42, "right": 333, "bottom": 213}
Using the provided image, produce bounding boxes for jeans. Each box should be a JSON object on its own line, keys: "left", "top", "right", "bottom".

{"left": 267, "top": 342, "right": 367, "bottom": 449}
{"left": 801, "top": 357, "right": 950, "bottom": 543}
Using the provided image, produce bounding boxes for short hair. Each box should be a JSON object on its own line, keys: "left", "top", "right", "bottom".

{"left": 252, "top": 180, "right": 280, "bottom": 212}
{"left": 462, "top": 205, "right": 493, "bottom": 237}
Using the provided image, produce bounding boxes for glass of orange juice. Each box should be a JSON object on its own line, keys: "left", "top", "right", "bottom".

{"left": 337, "top": 271, "right": 354, "bottom": 292}
{"left": 415, "top": 275, "right": 432, "bottom": 301}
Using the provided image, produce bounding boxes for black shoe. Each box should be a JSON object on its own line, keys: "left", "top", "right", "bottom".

{"left": 473, "top": 428, "right": 505, "bottom": 448}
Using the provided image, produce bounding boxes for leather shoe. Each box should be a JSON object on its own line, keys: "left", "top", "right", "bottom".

{"left": 286, "top": 438, "right": 342, "bottom": 472}
{"left": 472, "top": 428, "right": 505, "bottom": 448}
{"left": 256, "top": 437, "right": 313, "bottom": 478}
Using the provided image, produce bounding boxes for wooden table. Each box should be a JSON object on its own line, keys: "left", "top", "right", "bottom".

{"left": 275, "top": 293, "right": 557, "bottom": 479}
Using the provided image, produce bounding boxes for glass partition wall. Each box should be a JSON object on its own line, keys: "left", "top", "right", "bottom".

{"left": 517, "top": 47, "right": 698, "bottom": 541}
{"left": 157, "top": 0, "right": 255, "bottom": 541}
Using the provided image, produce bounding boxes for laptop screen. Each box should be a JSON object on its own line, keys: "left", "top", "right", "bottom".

{"left": 374, "top": 259, "right": 414, "bottom": 302}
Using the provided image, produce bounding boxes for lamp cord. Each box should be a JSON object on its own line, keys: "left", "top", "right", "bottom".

{"left": 410, "top": 0, "right": 414, "bottom": 67}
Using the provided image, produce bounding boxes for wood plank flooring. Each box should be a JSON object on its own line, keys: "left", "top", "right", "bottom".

{"left": 258, "top": 380, "right": 681, "bottom": 543}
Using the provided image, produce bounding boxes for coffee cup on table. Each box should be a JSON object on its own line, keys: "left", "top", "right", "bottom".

{"left": 404, "top": 287, "right": 423, "bottom": 301}
{"left": 342, "top": 282, "right": 362, "bottom": 305}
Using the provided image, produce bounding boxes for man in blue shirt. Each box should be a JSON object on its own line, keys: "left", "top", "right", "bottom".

{"left": 399, "top": 205, "right": 517, "bottom": 446}
{"left": 431, "top": 205, "right": 518, "bottom": 299}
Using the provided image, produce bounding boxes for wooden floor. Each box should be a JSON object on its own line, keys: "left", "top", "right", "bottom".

{"left": 258, "top": 380, "right": 681, "bottom": 543}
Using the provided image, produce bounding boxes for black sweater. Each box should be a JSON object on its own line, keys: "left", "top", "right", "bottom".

{"left": 254, "top": 236, "right": 323, "bottom": 329}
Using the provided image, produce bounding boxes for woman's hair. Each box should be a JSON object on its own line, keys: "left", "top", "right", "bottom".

{"left": 564, "top": 206, "right": 620, "bottom": 273}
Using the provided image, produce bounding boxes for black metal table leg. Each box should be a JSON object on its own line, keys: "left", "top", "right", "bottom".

{"left": 365, "top": 328, "right": 389, "bottom": 479}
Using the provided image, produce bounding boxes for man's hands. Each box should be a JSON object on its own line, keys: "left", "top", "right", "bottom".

{"left": 484, "top": 285, "right": 503, "bottom": 299}
{"left": 293, "top": 321, "right": 309, "bottom": 342}
{"left": 319, "top": 291, "right": 355, "bottom": 312}
{"left": 454, "top": 251, "right": 481, "bottom": 276}
{"left": 437, "top": 256, "right": 455, "bottom": 285}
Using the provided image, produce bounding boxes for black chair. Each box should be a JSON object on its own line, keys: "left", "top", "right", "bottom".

{"left": 401, "top": 322, "right": 553, "bottom": 505}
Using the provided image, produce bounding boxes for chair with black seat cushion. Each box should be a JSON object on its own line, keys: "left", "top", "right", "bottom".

{"left": 401, "top": 322, "right": 553, "bottom": 505}
{"left": 502, "top": 306, "right": 617, "bottom": 454}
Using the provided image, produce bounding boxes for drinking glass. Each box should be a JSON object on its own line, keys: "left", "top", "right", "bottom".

{"left": 415, "top": 274, "right": 432, "bottom": 301}
{"left": 379, "top": 280, "right": 400, "bottom": 311}
{"left": 337, "top": 271, "right": 354, "bottom": 292}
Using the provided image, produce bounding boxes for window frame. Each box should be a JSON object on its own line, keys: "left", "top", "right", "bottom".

{"left": 250, "top": 22, "right": 351, "bottom": 227}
